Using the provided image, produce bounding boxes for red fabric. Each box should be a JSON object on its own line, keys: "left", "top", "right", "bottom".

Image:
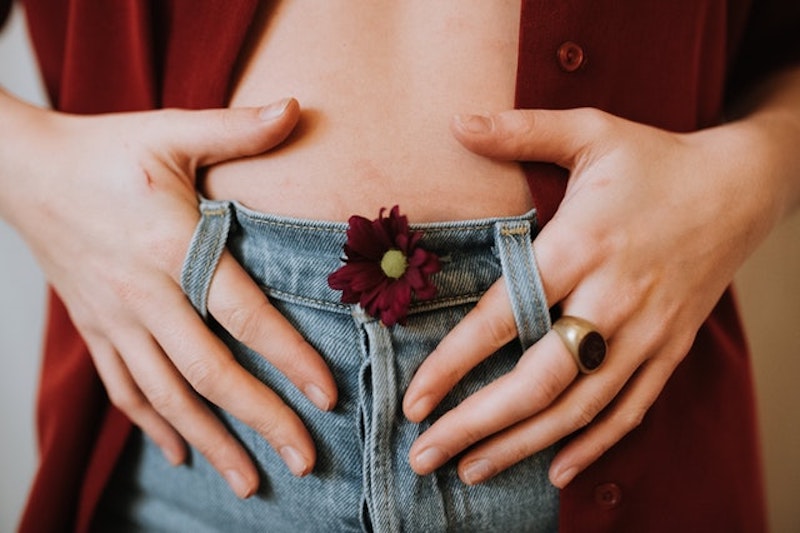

{"left": 18, "top": 2, "right": 259, "bottom": 531}
{"left": 515, "top": 3, "right": 771, "bottom": 530}
{"left": 15, "top": 0, "right": 799, "bottom": 530}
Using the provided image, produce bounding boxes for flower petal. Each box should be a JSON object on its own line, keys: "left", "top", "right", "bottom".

{"left": 346, "top": 216, "right": 386, "bottom": 259}
{"left": 377, "top": 279, "right": 412, "bottom": 326}
{"left": 328, "top": 205, "right": 439, "bottom": 327}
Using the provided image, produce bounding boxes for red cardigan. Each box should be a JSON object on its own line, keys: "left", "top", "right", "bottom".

{"left": 6, "top": 1, "right": 799, "bottom": 531}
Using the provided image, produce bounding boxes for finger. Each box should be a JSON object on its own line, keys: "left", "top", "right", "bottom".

{"left": 451, "top": 296, "right": 662, "bottom": 485}
{"left": 451, "top": 107, "right": 615, "bottom": 168}
{"left": 86, "top": 335, "right": 187, "bottom": 466}
{"left": 547, "top": 355, "right": 677, "bottom": 488}
{"left": 403, "top": 280, "right": 516, "bottom": 422}
{"left": 405, "top": 272, "right": 623, "bottom": 473}
{"left": 208, "top": 252, "right": 338, "bottom": 411}
{"left": 408, "top": 332, "right": 577, "bottom": 476}
{"left": 450, "top": 108, "right": 625, "bottom": 311}
{"left": 112, "top": 328, "right": 262, "bottom": 498}
{"left": 531, "top": 225, "right": 590, "bottom": 314}
{"left": 138, "top": 281, "right": 318, "bottom": 478}
{"left": 453, "top": 337, "right": 649, "bottom": 487}
{"left": 149, "top": 97, "right": 301, "bottom": 169}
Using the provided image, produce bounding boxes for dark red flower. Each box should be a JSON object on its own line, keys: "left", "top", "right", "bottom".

{"left": 328, "top": 206, "right": 441, "bottom": 326}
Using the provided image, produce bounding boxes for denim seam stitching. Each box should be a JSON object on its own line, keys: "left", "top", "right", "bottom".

{"left": 237, "top": 208, "right": 521, "bottom": 234}
{"left": 261, "top": 287, "right": 351, "bottom": 310}
{"left": 504, "top": 228, "right": 531, "bottom": 337}
{"left": 261, "top": 286, "right": 487, "bottom": 314}
{"left": 406, "top": 292, "right": 484, "bottom": 313}
{"left": 239, "top": 217, "right": 502, "bottom": 235}
{"left": 182, "top": 211, "right": 227, "bottom": 317}
{"left": 197, "top": 216, "right": 227, "bottom": 315}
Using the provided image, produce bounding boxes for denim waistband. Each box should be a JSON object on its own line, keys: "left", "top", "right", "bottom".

{"left": 223, "top": 201, "right": 541, "bottom": 316}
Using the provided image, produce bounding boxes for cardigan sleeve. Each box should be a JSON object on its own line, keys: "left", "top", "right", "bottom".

{"left": 726, "top": 0, "right": 800, "bottom": 102}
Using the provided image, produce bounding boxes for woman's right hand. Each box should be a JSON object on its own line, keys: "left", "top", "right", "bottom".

{"left": 0, "top": 91, "right": 338, "bottom": 498}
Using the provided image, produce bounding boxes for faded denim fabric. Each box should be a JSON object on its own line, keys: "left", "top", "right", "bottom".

{"left": 96, "top": 199, "right": 558, "bottom": 533}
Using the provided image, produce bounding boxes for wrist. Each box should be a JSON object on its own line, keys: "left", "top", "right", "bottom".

{"left": 733, "top": 113, "right": 800, "bottom": 224}
{"left": 724, "top": 67, "right": 800, "bottom": 220}
{"left": 0, "top": 88, "right": 59, "bottom": 226}
{"left": 678, "top": 115, "right": 795, "bottom": 265}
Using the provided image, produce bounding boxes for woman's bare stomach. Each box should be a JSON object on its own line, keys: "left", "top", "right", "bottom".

{"left": 202, "top": 0, "right": 532, "bottom": 222}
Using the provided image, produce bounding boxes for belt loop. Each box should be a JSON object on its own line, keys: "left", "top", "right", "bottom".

{"left": 494, "top": 220, "right": 551, "bottom": 350}
{"left": 180, "top": 199, "right": 232, "bottom": 319}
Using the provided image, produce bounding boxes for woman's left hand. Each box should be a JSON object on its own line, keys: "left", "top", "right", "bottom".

{"left": 402, "top": 107, "right": 779, "bottom": 487}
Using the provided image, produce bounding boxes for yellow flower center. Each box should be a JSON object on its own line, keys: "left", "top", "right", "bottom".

{"left": 380, "top": 249, "right": 408, "bottom": 279}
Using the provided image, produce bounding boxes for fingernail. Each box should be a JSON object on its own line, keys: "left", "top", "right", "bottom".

{"left": 404, "top": 394, "right": 434, "bottom": 422}
{"left": 413, "top": 447, "right": 448, "bottom": 473}
{"left": 552, "top": 466, "right": 578, "bottom": 488}
{"left": 455, "top": 113, "right": 493, "bottom": 134}
{"left": 259, "top": 98, "right": 292, "bottom": 121}
{"left": 224, "top": 469, "right": 255, "bottom": 499}
{"left": 280, "top": 446, "right": 311, "bottom": 477}
{"left": 304, "top": 383, "right": 333, "bottom": 411}
{"left": 461, "top": 458, "right": 497, "bottom": 485}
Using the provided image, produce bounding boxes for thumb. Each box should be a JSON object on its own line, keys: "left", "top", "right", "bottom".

{"left": 150, "top": 98, "right": 301, "bottom": 170}
{"left": 451, "top": 107, "right": 610, "bottom": 169}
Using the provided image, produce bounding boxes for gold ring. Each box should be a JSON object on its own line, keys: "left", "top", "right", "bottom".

{"left": 552, "top": 315, "right": 607, "bottom": 374}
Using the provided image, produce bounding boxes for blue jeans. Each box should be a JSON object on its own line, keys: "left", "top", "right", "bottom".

{"left": 95, "top": 200, "right": 559, "bottom": 532}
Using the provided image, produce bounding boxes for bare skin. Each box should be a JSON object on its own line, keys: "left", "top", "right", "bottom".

{"left": 2, "top": 0, "right": 800, "bottom": 502}
{"left": 203, "top": 0, "right": 532, "bottom": 222}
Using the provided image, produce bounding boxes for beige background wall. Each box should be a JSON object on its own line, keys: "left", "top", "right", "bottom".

{"left": 0, "top": 5, "right": 47, "bottom": 532}
{"left": 737, "top": 213, "right": 800, "bottom": 533}
{"left": 1, "top": 4, "right": 799, "bottom": 531}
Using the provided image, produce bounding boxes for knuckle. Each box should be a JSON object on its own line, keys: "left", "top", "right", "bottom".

{"left": 107, "top": 386, "right": 148, "bottom": 415}
{"left": 667, "top": 335, "right": 695, "bottom": 366}
{"left": 473, "top": 301, "right": 516, "bottom": 349}
{"left": 183, "top": 357, "right": 224, "bottom": 394}
{"left": 571, "top": 394, "right": 607, "bottom": 428}
{"left": 251, "top": 415, "right": 281, "bottom": 441}
{"left": 618, "top": 404, "right": 647, "bottom": 432}
{"left": 577, "top": 107, "right": 614, "bottom": 136}
{"left": 501, "top": 111, "right": 534, "bottom": 138}
{"left": 278, "top": 332, "right": 313, "bottom": 365}
{"left": 250, "top": 404, "right": 294, "bottom": 440}
{"left": 503, "top": 438, "right": 533, "bottom": 465}
{"left": 585, "top": 436, "right": 614, "bottom": 462}
{"left": 71, "top": 311, "right": 104, "bottom": 339}
{"left": 220, "top": 108, "right": 243, "bottom": 137}
{"left": 190, "top": 431, "right": 235, "bottom": 465}
{"left": 143, "top": 232, "right": 190, "bottom": 276}
{"left": 216, "top": 299, "right": 269, "bottom": 346}
{"left": 520, "top": 366, "right": 564, "bottom": 409}
{"left": 219, "top": 109, "right": 268, "bottom": 154}
{"left": 496, "top": 112, "right": 538, "bottom": 155}
{"left": 145, "top": 384, "right": 186, "bottom": 415}
{"left": 276, "top": 336, "right": 322, "bottom": 383}
{"left": 457, "top": 424, "right": 488, "bottom": 449}
{"left": 107, "top": 271, "right": 151, "bottom": 312}
{"left": 552, "top": 225, "right": 602, "bottom": 273}
{"left": 111, "top": 278, "right": 139, "bottom": 305}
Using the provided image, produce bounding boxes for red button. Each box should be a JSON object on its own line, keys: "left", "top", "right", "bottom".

{"left": 557, "top": 41, "right": 586, "bottom": 72}
{"left": 594, "top": 482, "right": 623, "bottom": 509}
